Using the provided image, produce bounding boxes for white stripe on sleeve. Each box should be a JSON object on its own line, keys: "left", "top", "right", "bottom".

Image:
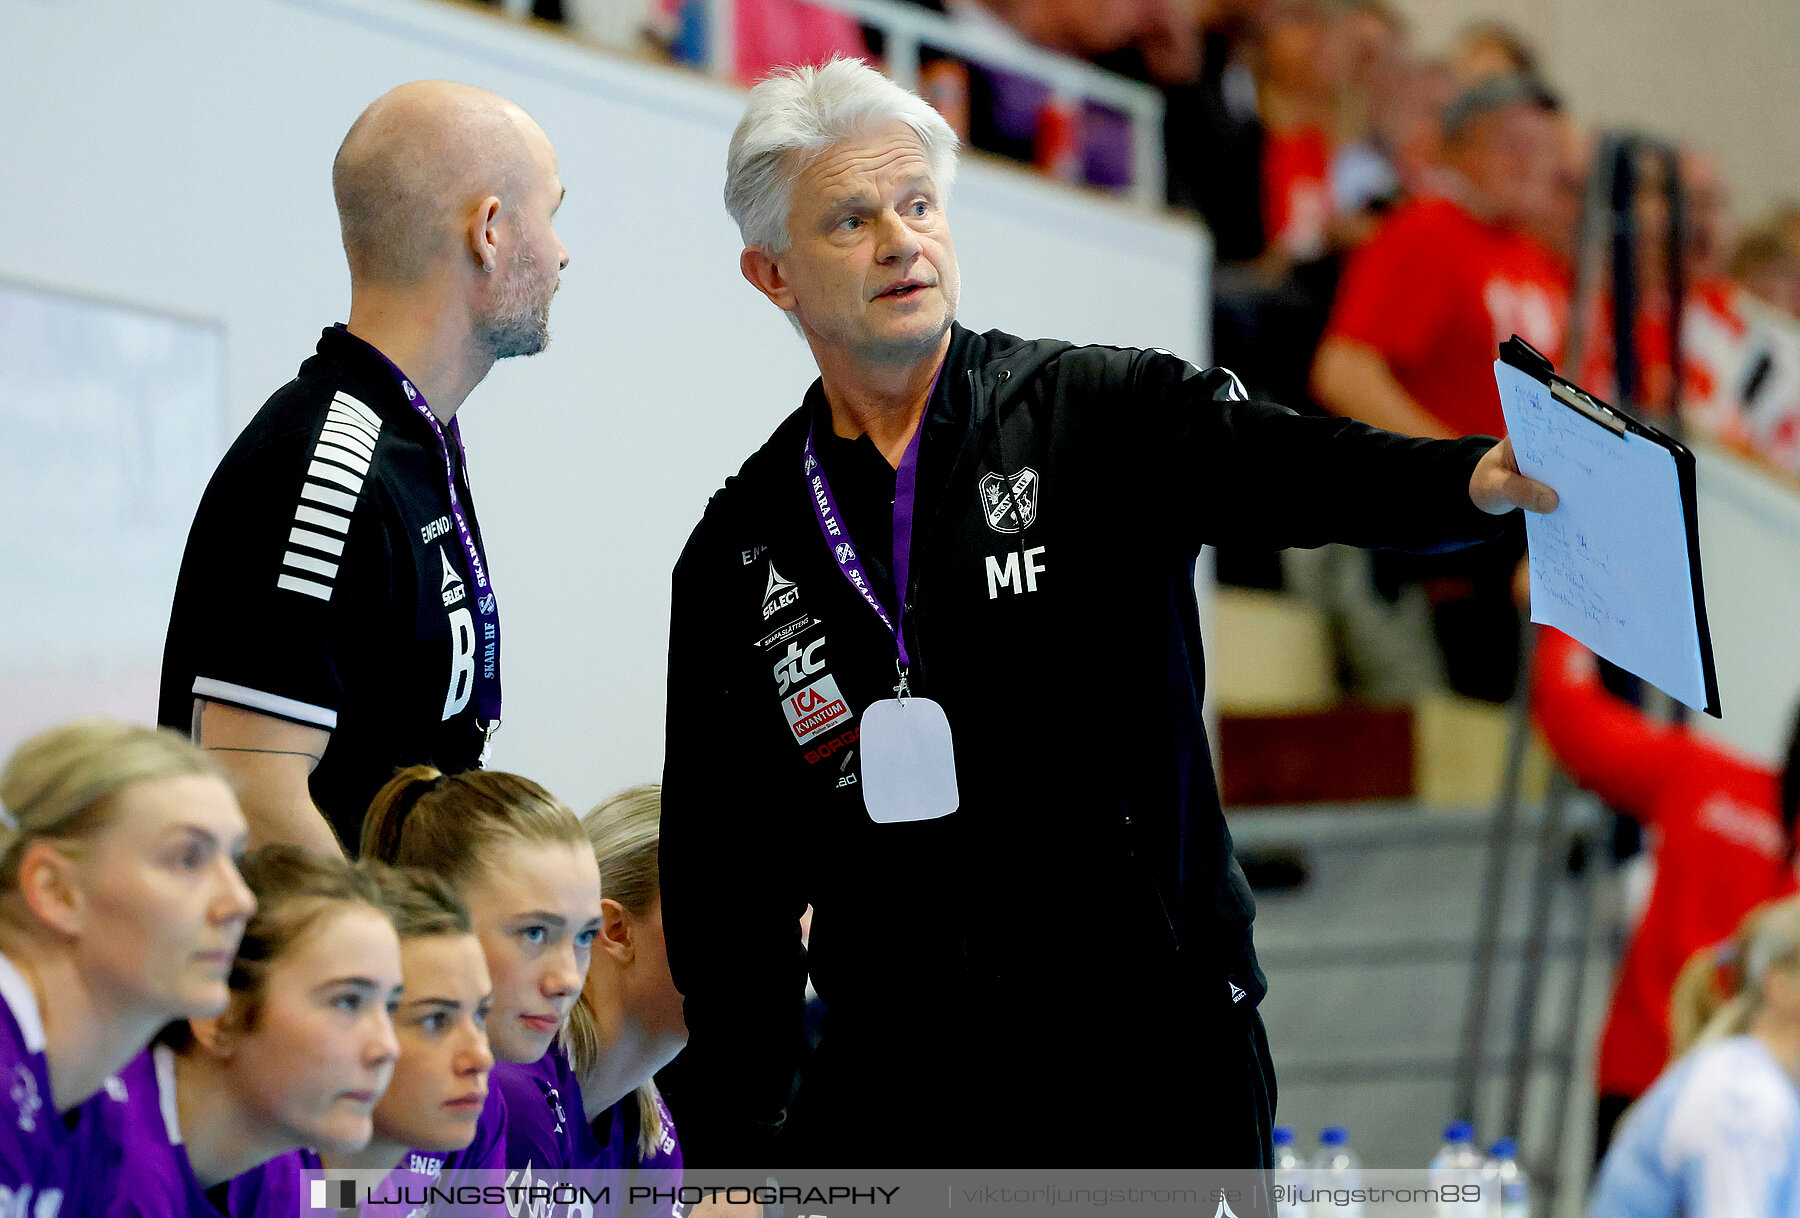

{"left": 314, "top": 442, "right": 373, "bottom": 477}
{"left": 282, "top": 550, "right": 340, "bottom": 579}
{"left": 335, "top": 393, "right": 383, "bottom": 431}
{"left": 300, "top": 482, "right": 358, "bottom": 514}
{"left": 307, "top": 460, "right": 365, "bottom": 494}
{"left": 288, "top": 526, "right": 346, "bottom": 557}
{"left": 192, "top": 676, "right": 338, "bottom": 728}
{"left": 276, "top": 572, "right": 335, "bottom": 601}
{"left": 294, "top": 505, "right": 352, "bottom": 535}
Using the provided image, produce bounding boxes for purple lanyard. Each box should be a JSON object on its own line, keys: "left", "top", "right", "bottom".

{"left": 368, "top": 345, "right": 503, "bottom": 726}
{"left": 802, "top": 369, "right": 939, "bottom": 687}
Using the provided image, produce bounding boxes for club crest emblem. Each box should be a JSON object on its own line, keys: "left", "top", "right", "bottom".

{"left": 979, "top": 467, "right": 1040, "bottom": 533}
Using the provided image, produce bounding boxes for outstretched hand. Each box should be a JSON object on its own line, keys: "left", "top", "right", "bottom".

{"left": 1471, "top": 436, "right": 1559, "bottom": 516}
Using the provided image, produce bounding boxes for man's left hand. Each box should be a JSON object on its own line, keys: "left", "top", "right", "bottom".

{"left": 1470, "top": 436, "right": 1559, "bottom": 515}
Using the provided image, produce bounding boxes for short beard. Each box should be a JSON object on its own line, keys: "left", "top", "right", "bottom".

{"left": 482, "top": 247, "right": 553, "bottom": 361}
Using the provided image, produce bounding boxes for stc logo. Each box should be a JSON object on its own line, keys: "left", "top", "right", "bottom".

{"left": 773, "top": 639, "right": 826, "bottom": 695}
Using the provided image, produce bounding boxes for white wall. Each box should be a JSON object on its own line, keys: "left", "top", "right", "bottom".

{"left": 2, "top": 0, "right": 1208, "bottom": 808}
{"left": 1692, "top": 443, "right": 1800, "bottom": 764}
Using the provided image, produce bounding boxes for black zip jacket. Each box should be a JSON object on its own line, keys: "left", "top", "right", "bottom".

{"left": 659, "top": 323, "right": 1509, "bottom": 1166}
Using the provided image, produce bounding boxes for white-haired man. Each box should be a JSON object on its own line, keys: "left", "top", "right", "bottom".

{"left": 159, "top": 81, "right": 569, "bottom": 855}
{"left": 659, "top": 58, "right": 1556, "bottom": 1174}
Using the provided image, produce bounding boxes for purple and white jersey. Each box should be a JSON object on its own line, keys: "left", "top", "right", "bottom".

{"left": 222, "top": 1148, "right": 312, "bottom": 1218}
{"left": 0, "top": 951, "right": 123, "bottom": 1217}
{"left": 359, "top": 1085, "right": 509, "bottom": 1217}
{"left": 224, "top": 1088, "right": 508, "bottom": 1217}
{"left": 593, "top": 1091, "right": 683, "bottom": 1218}
{"left": 493, "top": 1046, "right": 601, "bottom": 1176}
{"left": 106, "top": 1045, "right": 221, "bottom": 1217}
{"left": 491, "top": 1045, "right": 609, "bottom": 1215}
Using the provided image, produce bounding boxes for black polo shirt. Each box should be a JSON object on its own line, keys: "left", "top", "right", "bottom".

{"left": 158, "top": 327, "right": 494, "bottom": 848}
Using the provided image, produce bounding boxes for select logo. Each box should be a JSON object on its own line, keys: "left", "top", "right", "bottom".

{"left": 762, "top": 563, "right": 800, "bottom": 620}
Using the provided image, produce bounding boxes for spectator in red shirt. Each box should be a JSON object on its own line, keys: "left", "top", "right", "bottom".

{"left": 1311, "top": 73, "right": 1565, "bottom": 439}
{"left": 1257, "top": 0, "right": 1345, "bottom": 264}
{"left": 1532, "top": 626, "right": 1800, "bottom": 1161}
{"left": 1308, "top": 74, "right": 1565, "bottom": 701}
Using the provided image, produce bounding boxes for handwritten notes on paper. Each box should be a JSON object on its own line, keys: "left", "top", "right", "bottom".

{"left": 1495, "top": 360, "right": 1710, "bottom": 712}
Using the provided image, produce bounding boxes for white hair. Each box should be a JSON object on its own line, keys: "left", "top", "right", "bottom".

{"left": 724, "top": 57, "right": 961, "bottom": 252}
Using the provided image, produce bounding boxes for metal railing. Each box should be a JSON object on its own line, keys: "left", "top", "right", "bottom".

{"left": 503, "top": 0, "right": 1167, "bottom": 209}
{"left": 807, "top": 0, "right": 1166, "bottom": 209}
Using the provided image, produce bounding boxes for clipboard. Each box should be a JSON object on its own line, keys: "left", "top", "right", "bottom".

{"left": 1498, "top": 335, "right": 1721, "bottom": 717}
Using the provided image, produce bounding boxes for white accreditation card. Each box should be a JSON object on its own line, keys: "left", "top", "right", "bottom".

{"left": 859, "top": 696, "right": 960, "bottom": 823}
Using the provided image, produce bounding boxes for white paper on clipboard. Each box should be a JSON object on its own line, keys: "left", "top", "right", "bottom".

{"left": 1494, "top": 359, "right": 1710, "bottom": 711}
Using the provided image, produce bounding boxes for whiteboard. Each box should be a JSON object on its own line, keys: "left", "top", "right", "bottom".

{"left": 0, "top": 279, "right": 226, "bottom": 757}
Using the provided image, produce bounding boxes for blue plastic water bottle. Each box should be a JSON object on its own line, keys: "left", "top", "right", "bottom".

{"left": 1310, "top": 1126, "right": 1366, "bottom": 1218}
{"left": 1429, "top": 1121, "right": 1484, "bottom": 1218}
{"left": 1482, "top": 1139, "right": 1531, "bottom": 1218}
{"left": 1272, "top": 1127, "right": 1310, "bottom": 1218}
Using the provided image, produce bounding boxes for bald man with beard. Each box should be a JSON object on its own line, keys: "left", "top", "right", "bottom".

{"left": 159, "top": 81, "right": 570, "bottom": 855}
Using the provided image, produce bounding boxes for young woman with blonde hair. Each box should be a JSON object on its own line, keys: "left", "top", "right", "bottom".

{"left": 1592, "top": 894, "right": 1800, "bottom": 1218}
{"left": 1666, "top": 913, "right": 1758, "bottom": 1062}
{"left": 562, "top": 784, "right": 685, "bottom": 1196}
{"left": 104, "top": 845, "right": 403, "bottom": 1216}
{"left": 219, "top": 865, "right": 499, "bottom": 1216}
{"left": 359, "top": 766, "right": 604, "bottom": 1175}
{"left": 0, "top": 719, "right": 257, "bottom": 1212}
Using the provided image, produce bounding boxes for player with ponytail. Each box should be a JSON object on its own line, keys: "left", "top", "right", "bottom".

{"left": 561, "top": 785, "right": 685, "bottom": 1207}
{"left": 360, "top": 766, "right": 604, "bottom": 1178}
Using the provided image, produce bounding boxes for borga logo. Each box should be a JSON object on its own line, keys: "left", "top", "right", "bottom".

{"left": 782, "top": 675, "right": 852, "bottom": 744}
{"left": 762, "top": 563, "right": 800, "bottom": 620}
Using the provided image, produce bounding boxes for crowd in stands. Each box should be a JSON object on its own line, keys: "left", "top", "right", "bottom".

{"left": 500, "top": 0, "right": 1800, "bottom": 709}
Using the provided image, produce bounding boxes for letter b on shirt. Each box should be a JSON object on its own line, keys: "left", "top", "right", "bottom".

{"left": 443, "top": 606, "right": 475, "bottom": 719}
